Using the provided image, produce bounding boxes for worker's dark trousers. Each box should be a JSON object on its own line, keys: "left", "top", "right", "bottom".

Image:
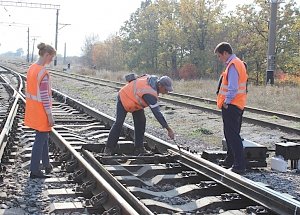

{"left": 106, "top": 97, "right": 146, "bottom": 149}
{"left": 30, "top": 131, "right": 50, "bottom": 174}
{"left": 222, "top": 104, "right": 246, "bottom": 170}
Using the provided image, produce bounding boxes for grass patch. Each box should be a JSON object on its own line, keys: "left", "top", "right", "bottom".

{"left": 190, "top": 127, "right": 214, "bottom": 136}
{"left": 271, "top": 115, "right": 279, "bottom": 120}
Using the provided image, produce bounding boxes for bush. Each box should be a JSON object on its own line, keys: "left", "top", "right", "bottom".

{"left": 178, "top": 64, "right": 198, "bottom": 80}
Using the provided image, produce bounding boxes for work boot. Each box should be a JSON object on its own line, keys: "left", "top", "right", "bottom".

{"left": 44, "top": 164, "right": 53, "bottom": 174}
{"left": 103, "top": 147, "right": 116, "bottom": 156}
{"left": 30, "top": 171, "right": 51, "bottom": 179}
{"left": 229, "top": 167, "right": 246, "bottom": 175}
{"left": 134, "top": 147, "right": 153, "bottom": 156}
{"left": 218, "top": 159, "right": 233, "bottom": 169}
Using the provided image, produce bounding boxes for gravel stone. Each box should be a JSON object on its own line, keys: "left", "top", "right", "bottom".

{"left": 52, "top": 76, "right": 300, "bottom": 201}
{"left": 27, "top": 207, "right": 38, "bottom": 213}
{"left": 0, "top": 192, "right": 7, "bottom": 199}
{"left": 0, "top": 204, "right": 8, "bottom": 209}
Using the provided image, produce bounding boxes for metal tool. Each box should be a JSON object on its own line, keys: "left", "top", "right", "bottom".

{"left": 173, "top": 139, "right": 182, "bottom": 155}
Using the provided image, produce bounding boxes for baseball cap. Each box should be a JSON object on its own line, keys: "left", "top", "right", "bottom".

{"left": 158, "top": 76, "right": 174, "bottom": 92}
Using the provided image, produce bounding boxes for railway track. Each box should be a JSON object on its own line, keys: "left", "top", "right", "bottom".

{"left": 53, "top": 71, "right": 300, "bottom": 136}
{"left": 0, "top": 65, "right": 300, "bottom": 214}
{"left": 8, "top": 61, "right": 300, "bottom": 136}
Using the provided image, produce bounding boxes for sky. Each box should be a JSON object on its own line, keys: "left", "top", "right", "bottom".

{"left": 0, "top": 0, "right": 251, "bottom": 57}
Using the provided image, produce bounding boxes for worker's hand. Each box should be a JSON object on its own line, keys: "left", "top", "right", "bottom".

{"left": 222, "top": 103, "right": 228, "bottom": 109}
{"left": 166, "top": 127, "right": 175, "bottom": 140}
{"left": 48, "top": 113, "right": 55, "bottom": 127}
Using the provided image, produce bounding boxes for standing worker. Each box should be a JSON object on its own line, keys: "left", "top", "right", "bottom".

{"left": 24, "top": 43, "right": 56, "bottom": 178}
{"left": 215, "top": 42, "right": 248, "bottom": 174}
{"left": 103, "top": 75, "right": 175, "bottom": 155}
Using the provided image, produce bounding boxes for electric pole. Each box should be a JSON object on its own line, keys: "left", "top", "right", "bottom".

{"left": 54, "top": 9, "right": 59, "bottom": 66}
{"left": 0, "top": 1, "right": 60, "bottom": 64}
{"left": 63, "top": 42, "right": 66, "bottom": 65}
{"left": 27, "top": 27, "right": 30, "bottom": 63}
{"left": 266, "top": 0, "right": 282, "bottom": 85}
{"left": 31, "top": 37, "right": 37, "bottom": 62}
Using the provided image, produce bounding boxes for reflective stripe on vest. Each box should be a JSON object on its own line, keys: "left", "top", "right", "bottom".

{"left": 24, "top": 64, "right": 52, "bottom": 132}
{"left": 132, "top": 78, "right": 157, "bottom": 108}
{"left": 25, "top": 92, "right": 42, "bottom": 102}
{"left": 133, "top": 80, "right": 145, "bottom": 108}
{"left": 216, "top": 57, "right": 248, "bottom": 110}
{"left": 26, "top": 68, "right": 47, "bottom": 102}
{"left": 219, "top": 82, "right": 247, "bottom": 95}
{"left": 119, "top": 75, "right": 158, "bottom": 112}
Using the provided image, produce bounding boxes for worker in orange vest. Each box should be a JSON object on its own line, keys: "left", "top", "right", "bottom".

{"left": 215, "top": 42, "right": 248, "bottom": 174}
{"left": 24, "top": 43, "right": 56, "bottom": 179}
{"left": 103, "top": 75, "right": 175, "bottom": 155}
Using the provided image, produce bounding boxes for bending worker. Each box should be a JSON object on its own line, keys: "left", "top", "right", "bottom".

{"left": 104, "top": 75, "right": 175, "bottom": 155}
{"left": 24, "top": 43, "right": 56, "bottom": 178}
{"left": 215, "top": 42, "right": 248, "bottom": 174}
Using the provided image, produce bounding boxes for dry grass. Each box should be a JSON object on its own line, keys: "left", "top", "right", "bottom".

{"left": 72, "top": 68, "right": 300, "bottom": 116}
{"left": 174, "top": 80, "right": 300, "bottom": 115}
{"left": 95, "top": 70, "right": 127, "bottom": 82}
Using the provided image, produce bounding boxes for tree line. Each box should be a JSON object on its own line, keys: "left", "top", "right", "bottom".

{"left": 81, "top": 0, "right": 300, "bottom": 85}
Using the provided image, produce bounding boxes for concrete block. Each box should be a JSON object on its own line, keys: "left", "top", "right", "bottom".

{"left": 271, "top": 157, "right": 288, "bottom": 172}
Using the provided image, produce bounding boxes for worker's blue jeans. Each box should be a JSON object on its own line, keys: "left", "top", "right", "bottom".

{"left": 106, "top": 97, "right": 146, "bottom": 149}
{"left": 29, "top": 131, "right": 50, "bottom": 174}
{"left": 222, "top": 104, "right": 246, "bottom": 170}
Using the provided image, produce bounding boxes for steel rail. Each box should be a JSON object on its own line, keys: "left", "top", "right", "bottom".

{"left": 2, "top": 63, "right": 300, "bottom": 123}
{"left": 2, "top": 63, "right": 299, "bottom": 123}
{"left": 160, "top": 96, "right": 300, "bottom": 135}
{"left": 81, "top": 149, "right": 154, "bottom": 215}
{"left": 48, "top": 69, "right": 300, "bottom": 122}
{"left": 0, "top": 76, "right": 19, "bottom": 161}
{"left": 2, "top": 64, "right": 300, "bottom": 214}
{"left": 177, "top": 150, "right": 300, "bottom": 215}
{"left": 47, "top": 70, "right": 300, "bottom": 135}
{"left": 170, "top": 92, "right": 300, "bottom": 122}
{"left": 50, "top": 129, "right": 140, "bottom": 215}
{"left": 2, "top": 67, "right": 140, "bottom": 215}
{"left": 51, "top": 87, "right": 300, "bottom": 215}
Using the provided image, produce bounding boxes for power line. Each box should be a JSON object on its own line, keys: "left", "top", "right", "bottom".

{"left": 0, "top": 1, "right": 61, "bottom": 66}
{"left": 0, "top": 1, "right": 59, "bottom": 10}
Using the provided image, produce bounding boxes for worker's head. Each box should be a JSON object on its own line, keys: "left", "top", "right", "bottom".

{"left": 157, "top": 76, "right": 173, "bottom": 94}
{"left": 37, "top": 43, "right": 56, "bottom": 65}
{"left": 214, "top": 42, "right": 233, "bottom": 63}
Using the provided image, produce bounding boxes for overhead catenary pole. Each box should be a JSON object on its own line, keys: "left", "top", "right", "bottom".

{"left": 54, "top": 9, "right": 59, "bottom": 66}
{"left": 27, "top": 27, "right": 30, "bottom": 63}
{"left": 31, "top": 38, "right": 36, "bottom": 62}
{"left": 266, "top": 0, "right": 279, "bottom": 85}
{"left": 0, "top": 1, "right": 60, "bottom": 65}
{"left": 63, "top": 42, "right": 66, "bottom": 64}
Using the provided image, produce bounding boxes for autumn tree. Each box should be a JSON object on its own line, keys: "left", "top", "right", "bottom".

{"left": 92, "top": 35, "right": 125, "bottom": 71}
{"left": 81, "top": 34, "right": 99, "bottom": 67}
{"left": 84, "top": 0, "right": 300, "bottom": 84}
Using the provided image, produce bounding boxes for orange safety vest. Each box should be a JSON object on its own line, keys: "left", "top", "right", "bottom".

{"left": 24, "top": 64, "right": 52, "bottom": 132}
{"left": 217, "top": 57, "right": 248, "bottom": 110}
{"left": 119, "top": 75, "right": 158, "bottom": 113}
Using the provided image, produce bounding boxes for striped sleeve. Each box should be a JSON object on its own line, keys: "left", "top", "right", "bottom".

{"left": 39, "top": 74, "right": 52, "bottom": 114}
